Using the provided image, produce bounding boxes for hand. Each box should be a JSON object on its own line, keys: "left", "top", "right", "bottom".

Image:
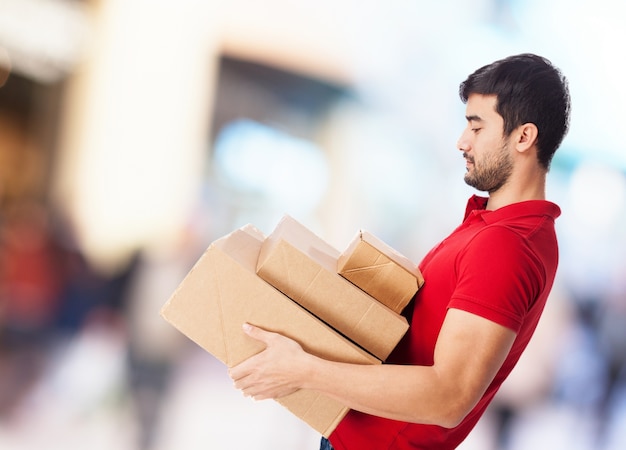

{"left": 228, "top": 323, "right": 311, "bottom": 400}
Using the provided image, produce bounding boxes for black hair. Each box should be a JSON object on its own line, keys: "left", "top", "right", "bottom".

{"left": 459, "top": 53, "right": 571, "bottom": 170}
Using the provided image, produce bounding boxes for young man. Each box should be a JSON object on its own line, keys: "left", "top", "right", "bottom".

{"left": 228, "top": 53, "right": 571, "bottom": 449}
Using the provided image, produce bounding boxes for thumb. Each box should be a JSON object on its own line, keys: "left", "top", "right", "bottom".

{"left": 242, "top": 322, "right": 273, "bottom": 344}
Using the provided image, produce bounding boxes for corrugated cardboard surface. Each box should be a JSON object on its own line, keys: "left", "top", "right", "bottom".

{"left": 160, "top": 225, "right": 380, "bottom": 437}
{"left": 338, "top": 231, "right": 425, "bottom": 314}
{"left": 256, "top": 215, "right": 409, "bottom": 361}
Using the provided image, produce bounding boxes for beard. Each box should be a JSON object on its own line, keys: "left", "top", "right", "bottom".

{"left": 463, "top": 142, "right": 513, "bottom": 193}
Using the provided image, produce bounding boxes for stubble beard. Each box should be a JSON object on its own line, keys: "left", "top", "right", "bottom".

{"left": 463, "top": 142, "right": 514, "bottom": 193}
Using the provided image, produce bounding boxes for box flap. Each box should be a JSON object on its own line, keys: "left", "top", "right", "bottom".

{"left": 258, "top": 215, "right": 340, "bottom": 272}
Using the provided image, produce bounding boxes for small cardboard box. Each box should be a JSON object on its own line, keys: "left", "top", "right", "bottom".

{"left": 160, "top": 225, "right": 380, "bottom": 437}
{"left": 256, "top": 215, "right": 409, "bottom": 361}
{"left": 338, "top": 231, "right": 424, "bottom": 314}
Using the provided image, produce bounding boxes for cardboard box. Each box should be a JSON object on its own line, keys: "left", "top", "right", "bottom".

{"left": 160, "top": 225, "right": 380, "bottom": 437}
{"left": 256, "top": 215, "right": 409, "bottom": 361}
{"left": 338, "top": 231, "right": 424, "bottom": 314}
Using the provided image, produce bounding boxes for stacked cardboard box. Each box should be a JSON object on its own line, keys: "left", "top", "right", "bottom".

{"left": 338, "top": 230, "right": 425, "bottom": 314}
{"left": 256, "top": 215, "right": 409, "bottom": 360}
{"left": 160, "top": 216, "right": 423, "bottom": 437}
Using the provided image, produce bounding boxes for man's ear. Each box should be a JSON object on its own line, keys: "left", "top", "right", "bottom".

{"left": 515, "top": 123, "right": 538, "bottom": 152}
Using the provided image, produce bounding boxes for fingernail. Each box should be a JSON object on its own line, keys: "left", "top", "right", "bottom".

{"left": 242, "top": 323, "right": 251, "bottom": 332}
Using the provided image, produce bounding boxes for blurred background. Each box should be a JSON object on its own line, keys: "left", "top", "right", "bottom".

{"left": 1, "top": 0, "right": 625, "bottom": 449}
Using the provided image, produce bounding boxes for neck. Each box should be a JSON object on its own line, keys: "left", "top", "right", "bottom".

{"left": 485, "top": 171, "right": 547, "bottom": 211}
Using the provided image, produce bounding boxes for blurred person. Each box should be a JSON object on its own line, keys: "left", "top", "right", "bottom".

{"left": 0, "top": 201, "right": 67, "bottom": 417}
{"left": 228, "top": 53, "right": 571, "bottom": 450}
{"left": 0, "top": 202, "right": 64, "bottom": 334}
{"left": 594, "top": 276, "right": 626, "bottom": 447}
{"left": 484, "top": 285, "right": 574, "bottom": 450}
{"left": 0, "top": 198, "right": 136, "bottom": 424}
{"left": 123, "top": 221, "right": 205, "bottom": 450}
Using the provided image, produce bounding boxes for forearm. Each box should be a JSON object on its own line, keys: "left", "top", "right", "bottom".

{"left": 301, "top": 355, "right": 467, "bottom": 428}
{"left": 230, "top": 311, "right": 514, "bottom": 428}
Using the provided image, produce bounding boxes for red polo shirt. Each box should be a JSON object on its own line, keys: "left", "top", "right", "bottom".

{"left": 330, "top": 195, "right": 561, "bottom": 449}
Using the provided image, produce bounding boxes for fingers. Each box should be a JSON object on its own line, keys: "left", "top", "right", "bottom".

{"left": 228, "top": 323, "right": 269, "bottom": 381}
{"left": 231, "top": 372, "right": 257, "bottom": 398}
{"left": 228, "top": 323, "right": 303, "bottom": 401}
{"left": 228, "top": 359, "right": 281, "bottom": 401}
{"left": 232, "top": 372, "right": 297, "bottom": 401}
{"left": 228, "top": 354, "right": 254, "bottom": 382}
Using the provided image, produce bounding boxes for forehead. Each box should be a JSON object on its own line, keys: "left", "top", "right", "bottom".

{"left": 465, "top": 94, "right": 501, "bottom": 122}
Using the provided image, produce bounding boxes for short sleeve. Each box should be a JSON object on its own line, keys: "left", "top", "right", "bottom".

{"left": 448, "top": 225, "right": 545, "bottom": 332}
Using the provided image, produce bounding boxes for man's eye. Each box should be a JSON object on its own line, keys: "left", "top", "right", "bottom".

{"left": 471, "top": 128, "right": 481, "bottom": 133}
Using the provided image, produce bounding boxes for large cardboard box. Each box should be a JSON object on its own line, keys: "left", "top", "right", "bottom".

{"left": 338, "top": 231, "right": 424, "bottom": 314}
{"left": 160, "top": 225, "right": 380, "bottom": 437}
{"left": 256, "top": 215, "right": 409, "bottom": 361}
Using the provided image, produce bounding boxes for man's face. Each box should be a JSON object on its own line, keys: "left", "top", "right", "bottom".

{"left": 457, "top": 94, "right": 513, "bottom": 193}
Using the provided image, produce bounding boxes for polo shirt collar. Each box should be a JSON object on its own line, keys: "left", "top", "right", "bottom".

{"left": 464, "top": 194, "right": 561, "bottom": 223}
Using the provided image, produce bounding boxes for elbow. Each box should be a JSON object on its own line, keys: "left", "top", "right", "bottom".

{"left": 432, "top": 395, "right": 475, "bottom": 429}
{"left": 437, "top": 408, "right": 468, "bottom": 429}
{"left": 405, "top": 397, "right": 470, "bottom": 428}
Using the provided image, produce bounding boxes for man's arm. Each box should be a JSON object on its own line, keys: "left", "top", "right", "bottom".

{"left": 229, "top": 307, "right": 516, "bottom": 428}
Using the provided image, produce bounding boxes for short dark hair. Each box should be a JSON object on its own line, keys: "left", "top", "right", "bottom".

{"left": 459, "top": 53, "right": 571, "bottom": 170}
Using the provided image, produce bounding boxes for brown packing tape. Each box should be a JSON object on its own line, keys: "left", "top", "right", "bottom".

{"left": 338, "top": 231, "right": 424, "bottom": 314}
{"left": 160, "top": 224, "right": 380, "bottom": 437}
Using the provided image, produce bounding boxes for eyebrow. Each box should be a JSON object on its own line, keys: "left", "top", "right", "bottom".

{"left": 465, "top": 114, "right": 483, "bottom": 122}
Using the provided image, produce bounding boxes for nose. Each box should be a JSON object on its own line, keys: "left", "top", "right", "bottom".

{"left": 457, "top": 129, "right": 470, "bottom": 152}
